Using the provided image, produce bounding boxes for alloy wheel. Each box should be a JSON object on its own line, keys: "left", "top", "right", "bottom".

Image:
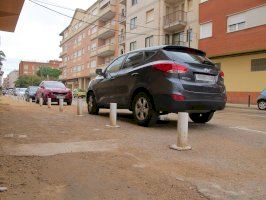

{"left": 135, "top": 97, "right": 149, "bottom": 121}
{"left": 258, "top": 101, "right": 266, "bottom": 110}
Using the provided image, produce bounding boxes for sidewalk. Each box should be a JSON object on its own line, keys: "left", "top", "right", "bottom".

{"left": 226, "top": 103, "right": 257, "bottom": 110}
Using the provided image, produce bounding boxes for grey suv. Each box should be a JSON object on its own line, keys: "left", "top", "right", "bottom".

{"left": 87, "top": 46, "right": 226, "bottom": 126}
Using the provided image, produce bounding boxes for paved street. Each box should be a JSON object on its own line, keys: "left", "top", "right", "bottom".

{"left": 0, "top": 96, "right": 265, "bottom": 200}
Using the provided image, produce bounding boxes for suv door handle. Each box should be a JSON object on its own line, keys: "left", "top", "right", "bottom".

{"left": 131, "top": 73, "right": 139, "bottom": 76}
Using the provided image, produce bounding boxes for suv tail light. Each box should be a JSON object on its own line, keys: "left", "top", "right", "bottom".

{"left": 219, "top": 71, "right": 224, "bottom": 79}
{"left": 153, "top": 62, "right": 188, "bottom": 74}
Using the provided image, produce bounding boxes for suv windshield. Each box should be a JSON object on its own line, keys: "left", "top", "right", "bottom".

{"left": 44, "top": 82, "right": 65, "bottom": 89}
{"left": 164, "top": 50, "right": 214, "bottom": 65}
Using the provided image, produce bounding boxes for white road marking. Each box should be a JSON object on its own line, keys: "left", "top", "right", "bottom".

{"left": 3, "top": 139, "right": 119, "bottom": 156}
{"left": 230, "top": 126, "right": 266, "bottom": 135}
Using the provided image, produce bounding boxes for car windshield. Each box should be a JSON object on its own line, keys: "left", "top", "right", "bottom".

{"left": 29, "top": 87, "right": 39, "bottom": 92}
{"left": 164, "top": 50, "right": 214, "bottom": 65}
{"left": 44, "top": 82, "right": 65, "bottom": 89}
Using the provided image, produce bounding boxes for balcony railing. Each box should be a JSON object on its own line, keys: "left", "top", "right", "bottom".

{"left": 98, "top": 3, "right": 116, "bottom": 21}
{"left": 163, "top": 10, "right": 187, "bottom": 31}
{"left": 90, "top": 43, "right": 115, "bottom": 57}
{"left": 98, "top": 23, "right": 115, "bottom": 39}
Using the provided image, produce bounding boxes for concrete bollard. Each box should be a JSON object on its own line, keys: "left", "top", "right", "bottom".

{"left": 170, "top": 112, "right": 191, "bottom": 151}
{"left": 39, "top": 97, "right": 43, "bottom": 106}
{"left": 59, "top": 98, "right": 64, "bottom": 112}
{"left": 29, "top": 98, "right": 32, "bottom": 103}
{"left": 106, "top": 103, "right": 120, "bottom": 128}
{"left": 47, "top": 98, "right": 52, "bottom": 108}
{"left": 77, "top": 98, "right": 83, "bottom": 116}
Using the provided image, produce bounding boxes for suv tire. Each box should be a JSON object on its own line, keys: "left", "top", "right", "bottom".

{"left": 132, "top": 92, "right": 158, "bottom": 127}
{"left": 189, "top": 111, "right": 214, "bottom": 123}
{"left": 87, "top": 92, "right": 99, "bottom": 115}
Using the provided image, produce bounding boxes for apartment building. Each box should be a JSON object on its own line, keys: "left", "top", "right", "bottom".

{"left": 59, "top": 0, "right": 120, "bottom": 90}
{"left": 199, "top": 0, "right": 266, "bottom": 104}
{"left": 19, "top": 60, "right": 61, "bottom": 76}
{"left": 119, "top": 0, "right": 200, "bottom": 54}
{"left": 4, "top": 70, "right": 19, "bottom": 89}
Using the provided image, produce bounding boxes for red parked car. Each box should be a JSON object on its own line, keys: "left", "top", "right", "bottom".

{"left": 36, "top": 81, "right": 72, "bottom": 105}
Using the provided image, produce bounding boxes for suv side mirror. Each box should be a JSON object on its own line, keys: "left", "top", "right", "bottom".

{"left": 96, "top": 69, "right": 104, "bottom": 76}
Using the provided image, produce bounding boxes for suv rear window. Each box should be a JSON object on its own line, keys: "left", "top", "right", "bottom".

{"left": 163, "top": 50, "right": 214, "bottom": 66}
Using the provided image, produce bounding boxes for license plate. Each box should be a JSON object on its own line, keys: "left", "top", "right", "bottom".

{"left": 56, "top": 95, "right": 65, "bottom": 99}
{"left": 195, "top": 74, "right": 215, "bottom": 83}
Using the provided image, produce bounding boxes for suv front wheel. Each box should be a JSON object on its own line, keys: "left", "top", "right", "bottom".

{"left": 132, "top": 92, "right": 158, "bottom": 127}
{"left": 189, "top": 111, "right": 214, "bottom": 123}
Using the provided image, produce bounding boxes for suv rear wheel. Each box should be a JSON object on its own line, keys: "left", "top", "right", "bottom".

{"left": 189, "top": 111, "right": 214, "bottom": 123}
{"left": 132, "top": 92, "right": 158, "bottom": 127}
{"left": 87, "top": 92, "right": 99, "bottom": 115}
{"left": 258, "top": 100, "right": 266, "bottom": 110}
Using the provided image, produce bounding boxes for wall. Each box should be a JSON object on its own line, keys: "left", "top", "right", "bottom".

{"left": 199, "top": 0, "right": 266, "bottom": 57}
{"left": 212, "top": 52, "right": 266, "bottom": 104}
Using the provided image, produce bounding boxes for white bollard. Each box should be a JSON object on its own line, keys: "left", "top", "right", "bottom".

{"left": 59, "top": 98, "right": 64, "bottom": 112}
{"left": 29, "top": 98, "right": 32, "bottom": 103}
{"left": 39, "top": 97, "right": 43, "bottom": 106}
{"left": 170, "top": 112, "right": 191, "bottom": 151}
{"left": 47, "top": 98, "right": 52, "bottom": 108}
{"left": 77, "top": 98, "right": 83, "bottom": 116}
{"left": 106, "top": 103, "right": 120, "bottom": 128}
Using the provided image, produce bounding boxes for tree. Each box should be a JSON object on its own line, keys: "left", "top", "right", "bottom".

{"left": 0, "top": 50, "right": 6, "bottom": 66}
{"left": 15, "top": 75, "right": 42, "bottom": 88}
{"left": 36, "top": 66, "right": 61, "bottom": 80}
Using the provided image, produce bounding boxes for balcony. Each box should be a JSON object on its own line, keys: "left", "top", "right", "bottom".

{"left": 98, "top": 4, "right": 116, "bottom": 22}
{"left": 120, "top": 0, "right": 126, "bottom": 5}
{"left": 97, "top": 43, "right": 115, "bottom": 57}
{"left": 98, "top": 23, "right": 115, "bottom": 39}
{"left": 163, "top": 10, "right": 187, "bottom": 32}
{"left": 118, "top": 34, "right": 125, "bottom": 44}
{"left": 59, "top": 51, "right": 67, "bottom": 58}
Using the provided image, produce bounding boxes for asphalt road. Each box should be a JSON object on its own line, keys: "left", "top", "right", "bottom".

{"left": 0, "top": 96, "right": 265, "bottom": 200}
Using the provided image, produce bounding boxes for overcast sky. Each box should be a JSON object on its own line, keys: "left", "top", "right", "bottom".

{"left": 0, "top": 0, "right": 95, "bottom": 78}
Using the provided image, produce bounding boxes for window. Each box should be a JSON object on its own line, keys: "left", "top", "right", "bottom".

{"left": 106, "top": 55, "right": 126, "bottom": 74}
{"left": 173, "top": 32, "right": 185, "bottom": 45}
{"left": 91, "top": 26, "right": 97, "bottom": 34}
{"left": 251, "top": 58, "right": 266, "bottom": 72}
{"left": 130, "top": 41, "right": 137, "bottom": 51}
{"left": 123, "top": 52, "right": 143, "bottom": 69}
{"left": 227, "top": 12, "right": 246, "bottom": 32}
{"left": 92, "top": 8, "right": 98, "bottom": 16}
{"left": 132, "top": 0, "right": 138, "bottom": 6}
{"left": 165, "top": 34, "right": 170, "bottom": 45}
{"left": 90, "top": 60, "right": 96, "bottom": 68}
{"left": 130, "top": 17, "right": 137, "bottom": 30}
{"left": 24, "top": 65, "right": 28, "bottom": 70}
{"left": 187, "top": 28, "right": 193, "bottom": 42}
{"left": 146, "top": 9, "right": 154, "bottom": 23}
{"left": 200, "top": 22, "right": 212, "bottom": 39}
{"left": 145, "top": 36, "right": 154, "bottom": 47}
{"left": 91, "top": 42, "right": 97, "bottom": 51}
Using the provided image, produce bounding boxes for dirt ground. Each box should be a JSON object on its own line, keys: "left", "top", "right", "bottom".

{"left": 0, "top": 96, "right": 265, "bottom": 200}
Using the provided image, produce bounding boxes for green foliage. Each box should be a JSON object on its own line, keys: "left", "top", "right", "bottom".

{"left": 15, "top": 75, "right": 42, "bottom": 88}
{"left": 36, "top": 66, "right": 61, "bottom": 80}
